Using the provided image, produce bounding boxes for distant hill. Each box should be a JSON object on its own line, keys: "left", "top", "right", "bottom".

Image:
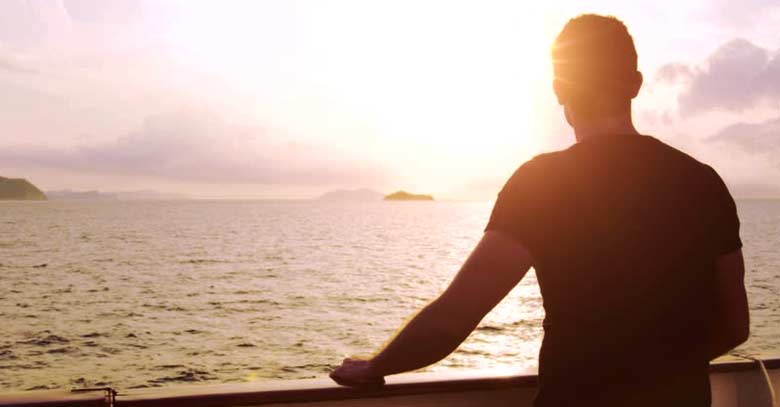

{"left": 46, "top": 189, "right": 188, "bottom": 201}
{"left": 112, "top": 190, "right": 188, "bottom": 200}
{"left": 0, "top": 177, "right": 47, "bottom": 201}
{"left": 318, "top": 188, "right": 384, "bottom": 201}
{"left": 47, "top": 189, "right": 118, "bottom": 200}
{"left": 384, "top": 190, "right": 434, "bottom": 201}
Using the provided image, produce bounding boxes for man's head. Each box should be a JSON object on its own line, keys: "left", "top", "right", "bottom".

{"left": 551, "top": 14, "right": 642, "bottom": 123}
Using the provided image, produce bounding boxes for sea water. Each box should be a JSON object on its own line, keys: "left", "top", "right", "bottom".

{"left": 0, "top": 200, "right": 778, "bottom": 391}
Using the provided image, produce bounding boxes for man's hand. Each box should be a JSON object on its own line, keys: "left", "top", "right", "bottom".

{"left": 330, "top": 358, "right": 385, "bottom": 388}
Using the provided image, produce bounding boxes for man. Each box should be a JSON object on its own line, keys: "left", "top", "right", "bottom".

{"left": 330, "top": 14, "right": 749, "bottom": 406}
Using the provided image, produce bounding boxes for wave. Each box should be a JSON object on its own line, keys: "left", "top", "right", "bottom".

{"left": 81, "top": 332, "right": 110, "bottom": 338}
{"left": 454, "top": 348, "right": 492, "bottom": 356}
{"left": 0, "top": 350, "right": 18, "bottom": 360}
{"left": 17, "top": 333, "right": 69, "bottom": 347}
{"left": 148, "top": 369, "right": 215, "bottom": 385}
{"left": 179, "top": 259, "right": 229, "bottom": 265}
{"left": 279, "top": 363, "right": 334, "bottom": 374}
{"left": 476, "top": 325, "right": 504, "bottom": 332}
{"left": 46, "top": 347, "right": 77, "bottom": 355}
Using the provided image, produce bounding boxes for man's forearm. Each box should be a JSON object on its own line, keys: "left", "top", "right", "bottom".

{"left": 330, "top": 232, "right": 533, "bottom": 385}
{"left": 368, "top": 299, "right": 476, "bottom": 377}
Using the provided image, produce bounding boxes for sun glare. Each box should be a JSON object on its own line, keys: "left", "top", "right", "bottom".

{"left": 165, "top": 1, "right": 554, "bottom": 195}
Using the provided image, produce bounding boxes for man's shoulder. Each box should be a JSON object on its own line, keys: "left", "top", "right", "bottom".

{"left": 515, "top": 148, "right": 574, "bottom": 172}
{"left": 642, "top": 135, "right": 720, "bottom": 178}
{"left": 644, "top": 135, "right": 702, "bottom": 161}
{"left": 508, "top": 142, "right": 588, "bottom": 179}
{"left": 504, "top": 136, "right": 721, "bottom": 189}
{"left": 500, "top": 149, "right": 574, "bottom": 195}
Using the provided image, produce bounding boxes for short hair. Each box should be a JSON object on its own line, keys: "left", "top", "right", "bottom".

{"left": 552, "top": 14, "right": 638, "bottom": 114}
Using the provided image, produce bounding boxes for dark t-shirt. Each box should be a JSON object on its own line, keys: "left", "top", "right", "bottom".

{"left": 485, "top": 134, "right": 742, "bottom": 407}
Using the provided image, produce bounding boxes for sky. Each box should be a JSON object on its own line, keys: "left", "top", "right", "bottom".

{"left": 1, "top": 0, "right": 779, "bottom": 199}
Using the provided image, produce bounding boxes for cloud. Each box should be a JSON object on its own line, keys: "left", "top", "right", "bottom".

{"left": 702, "top": 115, "right": 780, "bottom": 196}
{"left": 0, "top": 0, "right": 72, "bottom": 49}
{"left": 658, "top": 39, "right": 780, "bottom": 116}
{"left": 706, "top": 115, "right": 780, "bottom": 158}
{"left": 707, "top": 0, "right": 780, "bottom": 27}
{"left": 654, "top": 63, "right": 692, "bottom": 84}
{"left": 0, "top": 40, "right": 38, "bottom": 74}
{"left": 0, "top": 53, "right": 37, "bottom": 74}
{"left": 0, "top": 109, "right": 389, "bottom": 186}
{"left": 63, "top": 0, "right": 154, "bottom": 23}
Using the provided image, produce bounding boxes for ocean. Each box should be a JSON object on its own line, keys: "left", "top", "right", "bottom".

{"left": 0, "top": 200, "right": 778, "bottom": 391}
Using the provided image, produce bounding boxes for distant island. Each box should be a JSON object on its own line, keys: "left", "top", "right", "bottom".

{"left": 46, "top": 189, "right": 188, "bottom": 201}
{"left": 0, "top": 176, "right": 47, "bottom": 201}
{"left": 384, "top": 190, "right": 434, "bottom": 201}
{"left": 317, "top": 188, "right": 384, "bottom": 201}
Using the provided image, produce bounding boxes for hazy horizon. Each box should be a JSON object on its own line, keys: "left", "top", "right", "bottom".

{"left": 2, "top": 1, "right": 780, "bottom": 199}
{"left": 16, "top": 185, "right": 780, "bottom": 201}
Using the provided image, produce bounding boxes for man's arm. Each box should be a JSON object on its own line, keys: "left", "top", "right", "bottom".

{"left": 330, "top": 231, "right": 534, "bottom": 386}
{"left": 707, "top": 248, "right": 750, "bottom": 360}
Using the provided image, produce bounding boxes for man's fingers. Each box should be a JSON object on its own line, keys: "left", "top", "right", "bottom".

{"left": 332, "top": 374, "right": 385, "bottom": 388}
{"left": 329, "top": 362, "right": 385, "bottom": 389}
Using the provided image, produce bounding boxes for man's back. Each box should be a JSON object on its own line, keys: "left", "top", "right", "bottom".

{"left": 486, "top": 134, "right": 742, "bottom": 406}
{"left": 331, "top": 14, "right": 747, "bottom": 407}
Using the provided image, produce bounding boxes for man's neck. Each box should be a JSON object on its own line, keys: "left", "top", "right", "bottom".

{"left": 572, "top": 114, "right": 640, "bottom": 143}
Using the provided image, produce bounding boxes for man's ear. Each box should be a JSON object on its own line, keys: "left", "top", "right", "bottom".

{"left": 629, "top": 71, "right": 643, "bottom": 99}
{"left": 553, "top": 79, "right": 566, "bottom": 105}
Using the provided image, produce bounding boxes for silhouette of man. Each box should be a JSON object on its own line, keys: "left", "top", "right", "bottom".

{"left": 331, "top": 14, "right": 748, "bottom": 407}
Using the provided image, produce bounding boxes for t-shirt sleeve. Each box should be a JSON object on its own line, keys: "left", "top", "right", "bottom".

{"left": 484, "top": 160, "right": 549, "bottom": 259}
{"left": 704, "top": 166, "right": 742, "bottom": 256}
